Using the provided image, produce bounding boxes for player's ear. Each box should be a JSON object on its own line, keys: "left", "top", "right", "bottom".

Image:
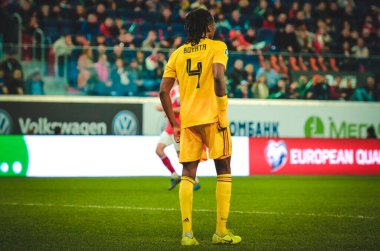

{"left": 207, "top": 24, "right": 214, "bottom": 33}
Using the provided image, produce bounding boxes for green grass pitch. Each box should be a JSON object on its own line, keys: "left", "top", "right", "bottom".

{"left": 0, "top": 176, "right": 379, "bottom": 250}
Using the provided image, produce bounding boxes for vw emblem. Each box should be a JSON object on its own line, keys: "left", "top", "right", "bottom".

{"left": 0, "top": 109, "right": 12, "bottom": 134}
{"left": 112, "top": 110, "right": 139, "bottom": 135}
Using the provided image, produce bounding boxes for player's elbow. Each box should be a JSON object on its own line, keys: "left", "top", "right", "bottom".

{"left": 159, "top": 77, "right": 175, "bottom": 98}
{"left": 159, "top": 89, "right": 169, "bottom": 101}
{"left": 214, "top": 75, "right": 222, "bottom": 84}
{"left": 214, "top": 76, "right": 226, "bottom": 97}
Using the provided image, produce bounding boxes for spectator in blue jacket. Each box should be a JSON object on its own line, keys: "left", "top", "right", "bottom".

{"left": 256, "top": 60, "right": 280, "bottom": 92}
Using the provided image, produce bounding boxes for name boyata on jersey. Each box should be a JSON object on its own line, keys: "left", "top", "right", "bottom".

{"left": 183, "top": 44, "right": 207, "bottom": 54}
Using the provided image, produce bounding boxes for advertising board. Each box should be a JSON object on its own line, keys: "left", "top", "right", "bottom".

{"left": 1, "top": 97, "right": 378, "bottom": 138}
{"left": 0, "top": 136, "right": 249, "bottom": 177}
{"left": 1, "top": 135, "right": 378, "bottom": 177}
{"left": 0, "top": 102, "right": 142, "bottom": 135}
{"left": 143, "top": 99, "right": 380, "bottom": 138}
{"left": 249, "top": 138, "right": 380, "bottom": 175}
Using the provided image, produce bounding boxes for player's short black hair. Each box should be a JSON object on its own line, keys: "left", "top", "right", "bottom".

{"left": 184, "top": 8, "right": 214, "bottom": 46}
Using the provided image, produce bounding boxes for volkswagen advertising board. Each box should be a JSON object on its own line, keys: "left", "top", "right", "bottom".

{"left": 0, "top": 101, "right": 142, "bottom": 135}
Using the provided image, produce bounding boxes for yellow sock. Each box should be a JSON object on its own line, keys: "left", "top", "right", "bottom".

{"left": 216, "top": 174, "right": 232, "bottom": 237}
{"left": 179, "top": 176, "right": 195, "bottom": 236}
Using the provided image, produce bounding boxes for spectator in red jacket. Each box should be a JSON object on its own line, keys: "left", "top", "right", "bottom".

{"left": 229, "top": 29, "right": 251, "bottom": 51}
{"left": 262, "top": 13, "right": 276, "bottom": 30}
{"left": 99, "top": 17, "right": 118, "bottom": 39}
{"left": 314, "top": 21, "right": 332, "bottom": 53}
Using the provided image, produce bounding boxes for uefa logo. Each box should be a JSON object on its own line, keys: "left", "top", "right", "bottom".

{"left": 265, "top": 140, "right": 288, "bottom": 172}
{"left": 112, "top": 110, "right": 139, "bottom": 135}
{"left": 0, "top": 109, "right": 12, "bottom": 134}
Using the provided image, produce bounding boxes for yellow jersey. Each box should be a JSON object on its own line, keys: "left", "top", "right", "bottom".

{"left": 163, "top": 38, "right": 228, "bottom": 128}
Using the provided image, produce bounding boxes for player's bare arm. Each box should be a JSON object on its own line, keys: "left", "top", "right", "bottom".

{"left": 160, "top": 77, "right": 180, "bottom": 142}
{"left": 213, "top": 63, "right": 227, "bottom": 97}
{"left": 213, "top": 63, "right": 229, "bottom": 130}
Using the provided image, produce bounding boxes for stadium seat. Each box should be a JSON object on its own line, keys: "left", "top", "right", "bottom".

{"left": 270, "top": 55, "right": 281, "bottom": 73}
{"left": 309, "top": 57, "right": 320, "bottom": 71}
{"left": 329, "top": 58, "right": 340, "bottom": 72}
{"left": 289, "top": 56, "right": 300, "bottom": 71}
{"left": 278, "top": 55, "right": 288, "bottom": 75}
{"left": 318, "top": 56, "right": 328, "bottom": 72}
{"left": 298, "top": 56, "right": 308, "bottom": 71}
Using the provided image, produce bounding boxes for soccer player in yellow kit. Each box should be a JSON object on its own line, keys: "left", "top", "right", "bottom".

{"left": 159, "top": 8, "right": 241, "bottom": 246}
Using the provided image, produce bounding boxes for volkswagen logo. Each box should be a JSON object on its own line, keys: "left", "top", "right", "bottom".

{"left": 0, "top": 109, "right": 12, "bottom": 134}
{"left": 112, "top": 110, "right": 139, "bottom": 135}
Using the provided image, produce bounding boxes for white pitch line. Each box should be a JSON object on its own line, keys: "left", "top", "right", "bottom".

{"left": 1, "top": 202, "right": 375, "bottom": 220}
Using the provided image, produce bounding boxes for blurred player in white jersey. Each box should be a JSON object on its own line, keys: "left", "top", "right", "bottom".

{"left": 156, "top": 81, "right": 200, "bottom": 190}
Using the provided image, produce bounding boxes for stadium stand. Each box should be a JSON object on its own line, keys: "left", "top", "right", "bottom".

{"left": 0, "top": 0, "right": 379, "bottom": 101}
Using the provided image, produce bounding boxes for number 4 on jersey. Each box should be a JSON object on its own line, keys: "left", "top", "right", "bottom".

{"left": 186, "top": 59, "right": 202, "bottom": 88}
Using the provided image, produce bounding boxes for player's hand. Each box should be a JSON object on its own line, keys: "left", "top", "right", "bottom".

{"left": 173, "top": 125, "right": 181, "bottom": 143}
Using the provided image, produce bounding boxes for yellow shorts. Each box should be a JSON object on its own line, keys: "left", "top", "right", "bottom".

{"left": 179, "top": 123, "right": 232, "bottom": 163}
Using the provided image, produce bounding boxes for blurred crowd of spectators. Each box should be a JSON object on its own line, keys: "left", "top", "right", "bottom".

{"left": 0, "top": 0, "right": 379, "bottom": 100}
{"left": 226, "top": 58, "right": 379, "bottom": 101}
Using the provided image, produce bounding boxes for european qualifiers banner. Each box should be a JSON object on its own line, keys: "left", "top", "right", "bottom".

{"left": 0, "top": 102, "right": 142, "bottom": 135}
{"left": 249, "top": 138, "right": 380, "bottom": 175}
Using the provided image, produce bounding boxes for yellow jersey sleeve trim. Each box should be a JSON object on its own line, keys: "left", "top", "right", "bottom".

{"left": 212, "top": 41, "right": 228, "bottom": 70}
